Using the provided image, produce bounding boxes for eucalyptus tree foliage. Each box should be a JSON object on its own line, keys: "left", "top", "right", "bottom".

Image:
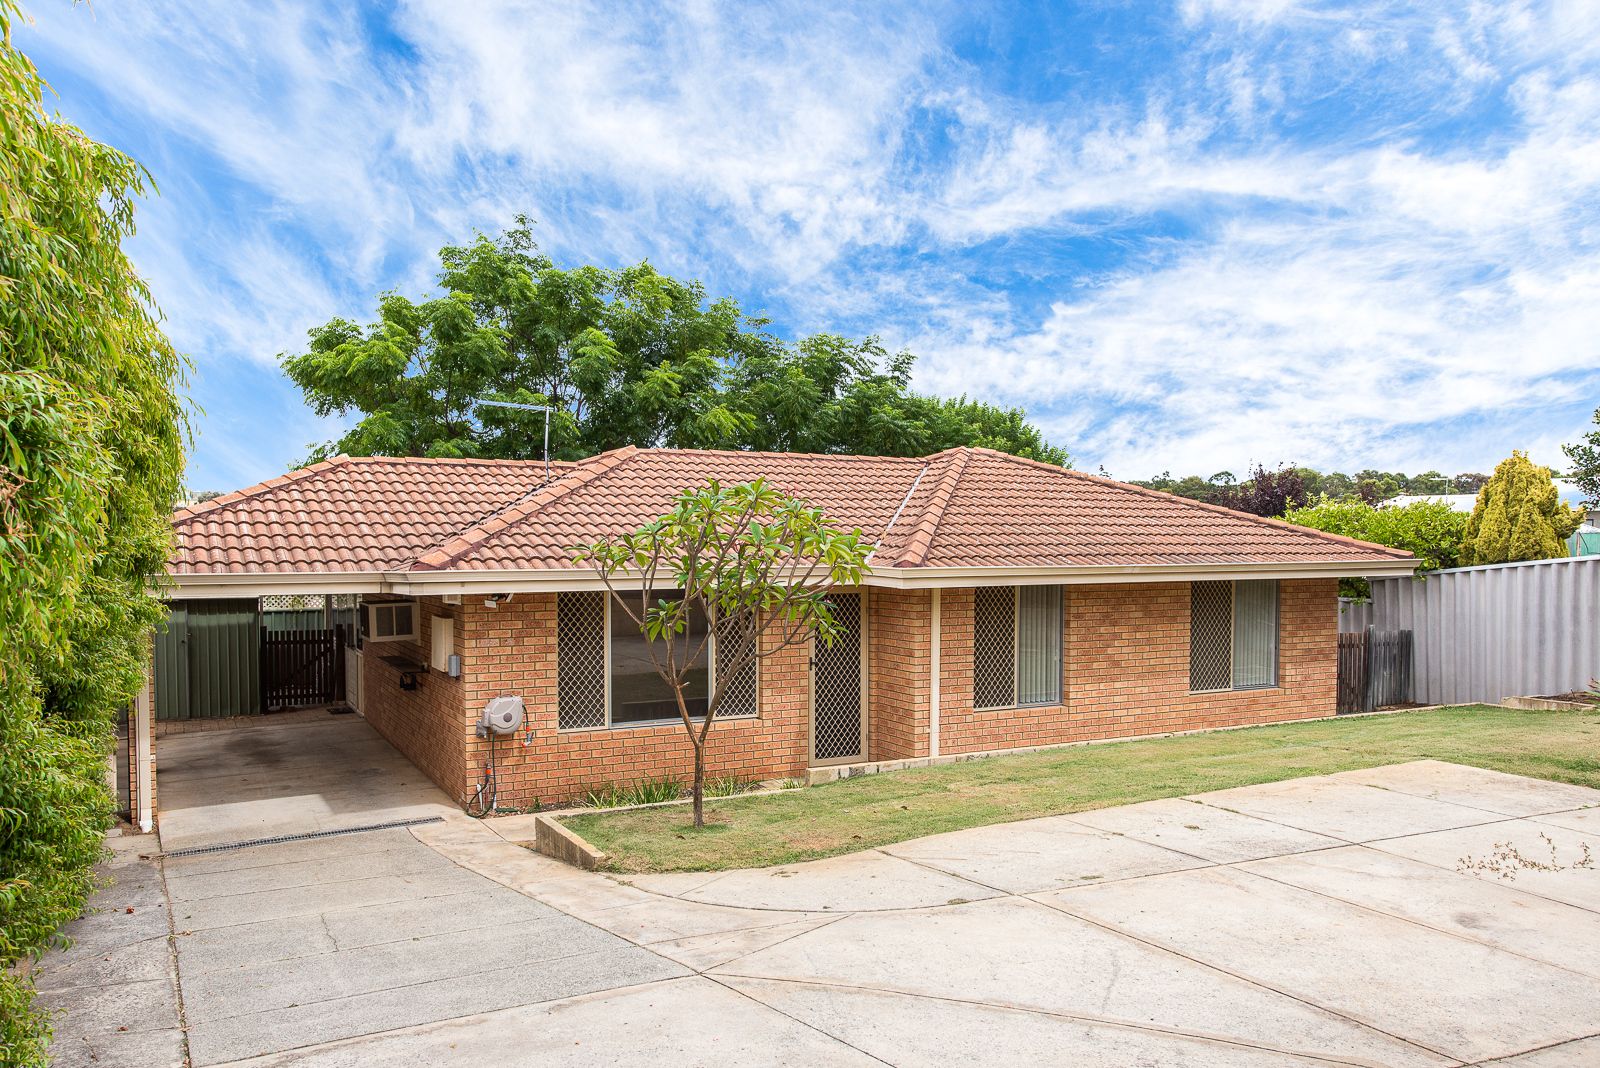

{"left": 575, "top": 480, "right": 869, "bottom": 827}
{"left": 284, "top": 221, "right": 1068, "bottom": 466}
{"left": 1563, "top": 407, "right": 1600, "bottom": 508}
{"left": 0, "top": 3, "right": 187, "bottom": 1059}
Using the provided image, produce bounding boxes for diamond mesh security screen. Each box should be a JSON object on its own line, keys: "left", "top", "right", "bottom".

{"left": 557, "top": 591, "right": 606, "bottom": 729}
{"left": 1189, "top": 581, "right": 1233, "bottom": 692}
{"left": 714, "top": 612, "right": 759, "bottom": 719}
{"left": 973, "top": 586, "right": 1017, "bottom": 709}
{"left": 811, "top": 593, "right": 862, "bottom": 762}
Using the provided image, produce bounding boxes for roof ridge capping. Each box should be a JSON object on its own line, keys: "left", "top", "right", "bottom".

{"left": 972, "top": 448, "right": 1414, "bottom": 561}
{"left": 411, "top": 445, "right": 642, "bottom": 570}
{"left": 632, "top": 445, "right": 928, "bottom": 464}
{"left": 889, "top": 447, "right": 973, "bottom": 568}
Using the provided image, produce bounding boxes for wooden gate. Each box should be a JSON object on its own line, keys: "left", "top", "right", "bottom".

{"left": 1337, "top": 628, "right": 1414, "bottom": 714}
{"left": 261, "top": 626, "right": 346, "bottom": 710}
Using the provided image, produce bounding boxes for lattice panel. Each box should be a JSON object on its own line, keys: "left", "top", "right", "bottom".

{"left": 972, "top": 586, "right": 1017, "bottom": 709}
{"left": 714, "top": 612, "right": 759, "bottom": 718}
{"left": 261, "top": 593, "right": 324, "bottom": 612}
{"left": 557, "top": 591, "right": 606, "bottom": 729}
{"left": 812, "top": 593, "right": 862, "bottom": 762}
{"left": 1190, "top": 581, "right": 1233, "bottom": 692}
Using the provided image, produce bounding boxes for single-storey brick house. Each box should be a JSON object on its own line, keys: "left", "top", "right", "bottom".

{"left": 156, "top": 445, "right": 1415, "bottom": 813}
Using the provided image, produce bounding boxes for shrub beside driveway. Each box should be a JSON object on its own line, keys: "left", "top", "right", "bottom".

{"left": 564, "top": 705, "right": 1600, "bottom": 872}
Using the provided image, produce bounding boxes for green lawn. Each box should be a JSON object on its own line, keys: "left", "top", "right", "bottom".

{"left": 562, "top": 705, "right": 1600, "bottom": 873}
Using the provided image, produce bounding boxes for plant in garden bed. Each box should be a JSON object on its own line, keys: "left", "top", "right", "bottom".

{"left": 574, "top": 478, "right": 868, "bottom": 827}
{"left": 580, "top": 778, "right": 686, "bottom": 809}
{"left": 704, "top": 775, "right": 763, "bottom": 798}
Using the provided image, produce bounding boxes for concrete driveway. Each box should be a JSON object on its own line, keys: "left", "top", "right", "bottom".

{"left": 36, "top": 717, "right": 1600, "bottom": 1066}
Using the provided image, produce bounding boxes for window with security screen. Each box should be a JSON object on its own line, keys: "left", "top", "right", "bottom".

{"left": 556, "top": 591, "right": 757, "bottom": 729}
{"left": 1190, "top": 580, "right": 1279, "bottom": 692}
{"left": 557, "top": 591, "right": 606, "bottom": 729}
{"left": 973, "top": 585, "right": 1063, "bottom": 710}
{"left": 713, "top": 612, "right": 759, "bottom": 719}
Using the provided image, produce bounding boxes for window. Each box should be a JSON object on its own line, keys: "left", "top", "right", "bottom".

{"left": 556, "top": 592, "right": 758, "bottom": 730}
{"left": 609, "top": 594, "right": 710, "bottom": 724}
{"left": 1190, "top": 580, "right": 1279, "bottom": 692}
{"left": 364, "top": 600, "right": 416, "bottom": 643}
{"left": 973, "top": 585, "right": 1063, "bottom": 710}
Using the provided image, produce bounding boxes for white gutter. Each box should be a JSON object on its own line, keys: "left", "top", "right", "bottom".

{"left": 859, "top": 558, "right": 1419, "bottom": 589}
{"left": 164, "top": 557, "right": 1417, "bottom": 599}
{"left": 161, "top": 571, "right": 392, "bottom": 599}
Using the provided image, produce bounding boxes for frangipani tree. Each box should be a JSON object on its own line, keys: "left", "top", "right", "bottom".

{"left": 574, "top": 479, "right": 868, "bottom": 827}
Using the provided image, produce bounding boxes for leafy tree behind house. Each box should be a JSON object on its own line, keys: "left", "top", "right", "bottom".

{"left": 0, "top": 3, "right": 187, "bottom": 1060}
{"left": 1563, "top": 407, "right": 1600, "bottom": 508}
{"left": 1461, "top": 451, "right": 1584, "bottom": 566}
{"left": 285, "top": 222, "right": 1068, "bottom": 467}
{"left": 1217, "top": 464, "right": 1310, "bottom": 517}
{"left": 1135, "top": 465, "right": 1493, "bottom": 514}
{"left": 575, "top": 480, "right": 869, "bottom": 827}
{"left": 1281, "top": 498, "right": 1469, "bottom": 596}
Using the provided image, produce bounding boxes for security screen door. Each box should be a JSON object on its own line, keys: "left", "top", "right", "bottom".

{"left": 810, "top": 592, "right": 866, "bottom": 765}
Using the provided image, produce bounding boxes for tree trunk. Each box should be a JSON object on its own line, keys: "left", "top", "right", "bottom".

{"left": 692, "top": 742, "right": 705, "bottom": 828}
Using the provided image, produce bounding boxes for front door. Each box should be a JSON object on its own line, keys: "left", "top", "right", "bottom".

{"left": 810, "top": 591, "right": 866, "bottom": 765}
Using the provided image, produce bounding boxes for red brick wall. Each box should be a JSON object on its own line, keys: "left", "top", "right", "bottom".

{"left": 867, "top": 588, "right": 930, "bottom": 761}
{"left": 361, "top": 596, "right": 472, "bottom": 803}
{"left": 359, "top": 580, "right": 1338, "bottom": 809}
{"left": 938, "top": 579, "right": 1338, "bottom": 755}
{"left": 459, "top": 594, "right": 813, "bottom": 808}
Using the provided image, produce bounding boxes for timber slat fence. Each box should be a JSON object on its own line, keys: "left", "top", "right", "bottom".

{"left": 1337, "top": 628, "right": 1414, "bottom": 715}
{"left": 260, "top": 626, "right": 345, "bottom": 709}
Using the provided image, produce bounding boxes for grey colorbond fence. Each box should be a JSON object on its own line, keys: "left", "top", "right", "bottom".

{"left": 1351, "top": 556, "right": 1600, "bottom": 706}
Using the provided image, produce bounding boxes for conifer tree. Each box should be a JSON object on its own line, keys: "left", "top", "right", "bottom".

{"left": 1461, "top": 452, "right": 1581, "bottom": 566}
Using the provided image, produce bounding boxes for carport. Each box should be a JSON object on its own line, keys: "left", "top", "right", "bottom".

{"left": 154, "top": 713, "right": 455, "bottom": 854}
{"left": 137, "top": 572, "right": 394, "bottom": 846}
{"left": 144, "top": 454, "right": 561, "bottom": 839}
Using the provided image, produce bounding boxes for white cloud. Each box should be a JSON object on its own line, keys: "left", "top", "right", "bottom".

{"left": 21, "top": 0, "right": 1600, "bottom": 490}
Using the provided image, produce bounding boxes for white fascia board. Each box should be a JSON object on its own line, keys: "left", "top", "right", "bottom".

{"left": 166, "top": 556, "right": 1418, "bottom": 599}
{"left": 860, "top": 559, "right": 1419, "bottom": 589}
{"left": 161, "top": 572, "right": 392, "bottom": 600}
{"left": 385, "top": 569, "right": 611, "bottom": 595}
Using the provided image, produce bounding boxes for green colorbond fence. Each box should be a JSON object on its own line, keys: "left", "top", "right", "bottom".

{"left": 154, "top": 599, "right": 262, "bottom": 719}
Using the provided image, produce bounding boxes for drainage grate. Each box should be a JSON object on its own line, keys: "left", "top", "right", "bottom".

{"left": 160, "top": 816, "right": 446, "bottom": 858}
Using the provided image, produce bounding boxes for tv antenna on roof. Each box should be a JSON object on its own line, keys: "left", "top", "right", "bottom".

{"left": 473, "top": 398, "right": 553, "bottom": 482}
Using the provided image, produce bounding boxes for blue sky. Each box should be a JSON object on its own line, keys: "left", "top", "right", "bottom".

{"left": 22, "top": 0, "right": 1600, "bottom": 492}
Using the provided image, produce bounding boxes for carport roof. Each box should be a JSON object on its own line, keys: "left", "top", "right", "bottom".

{"left": 169, "top": 448, "right": 1416, "bottom": 590}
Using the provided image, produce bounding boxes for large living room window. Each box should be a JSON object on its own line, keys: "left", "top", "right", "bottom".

{"left": 1190, "top": 580, "right": 1279, "bottom": 692}
{"left": 973, "top": 585, "right": 1063, "bottom": 710}
{"left": 556, "top": 591, "right": 757, "bottom": 730}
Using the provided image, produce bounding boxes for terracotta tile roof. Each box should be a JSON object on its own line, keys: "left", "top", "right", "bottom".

{"left": 170, "top": 455, "right": 574, "bottom": 574}
{"left": 170, "top": 447, "right": 1413, "bottom": 578}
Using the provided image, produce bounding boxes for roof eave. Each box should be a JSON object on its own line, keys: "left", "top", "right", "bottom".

{"left": 161, "top": 571, "right": 398, "bottom": 599}
{"left": 863, "top": 558, "right": 1419, "bottom": 588}
{"left": 163, "top": 556, "right": 1418, "bottom": 599}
